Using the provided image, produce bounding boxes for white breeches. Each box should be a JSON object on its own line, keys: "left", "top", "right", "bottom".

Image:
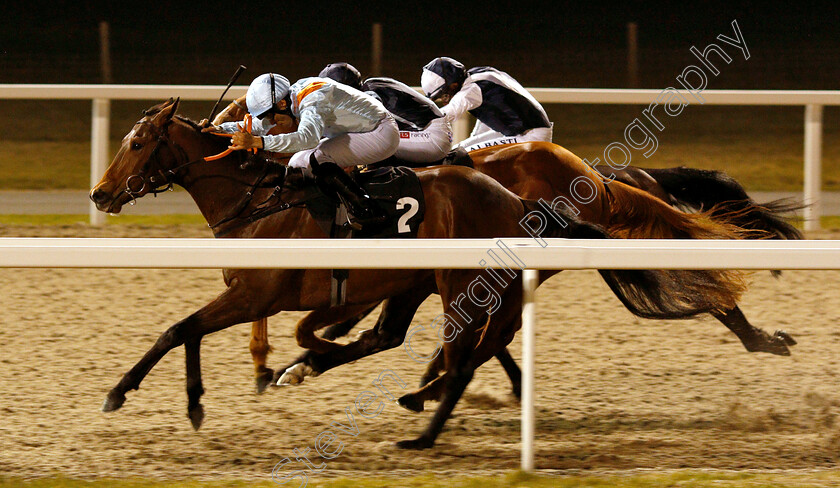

{"left": 393, "top": 117, "right": 453, "bottom": 163}
{"left": 457, "top": 121, "right": 554, "bottom": 153}
{"left": 288, "top": 114, "right": 400, "bottom": 169}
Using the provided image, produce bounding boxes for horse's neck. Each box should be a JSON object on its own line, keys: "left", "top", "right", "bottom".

{"left": 169, "top": 124, "right": 271, "bottom": 230}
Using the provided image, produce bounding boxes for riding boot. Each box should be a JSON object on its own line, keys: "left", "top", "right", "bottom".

{"left": 309, "top": 155, "right": 387, "bottom": 229}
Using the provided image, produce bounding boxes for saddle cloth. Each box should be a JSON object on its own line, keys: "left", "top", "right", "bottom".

{"left": 305, "top": 165, "right": 426, "bottom": 239}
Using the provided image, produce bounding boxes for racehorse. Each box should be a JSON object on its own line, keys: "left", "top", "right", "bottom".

{"left": 212, "top": 99, "right": 800, "bottom": 392}
{"left": 91, "top": 98, "right": 752, "bottom": 449}
{"left": 247, "top": 142, "right": 799, "bottom": 394}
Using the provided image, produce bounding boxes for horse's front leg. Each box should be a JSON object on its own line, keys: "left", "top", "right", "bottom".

{"left": 250, "top": 318, "right": 275, "bottom": 394}
{"left": 185, "top": 337, "right": 205, "bottom": 429}
{"left": 102, "top": 282, "right": 264, "bottom": 427}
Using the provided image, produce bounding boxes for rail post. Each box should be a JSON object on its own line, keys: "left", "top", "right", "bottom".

{"left": 804, "top": 104, "right": 823, "bottom": 231}
{"left": 452, "top": 116, "right": 471, "bottom": 145}
{"left": 521, "top": 268, "right": 538, "bottom": 472}
{"left": 89, "top": 98, "right": 110, "bottom": 225}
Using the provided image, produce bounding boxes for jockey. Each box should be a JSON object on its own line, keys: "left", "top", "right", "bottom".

{"left": 204, "top": 73, "right": 399, "bottom": 226}
{"left": 319, "top": 62, "right": 452, "bottom": 163}
{"left": 421, "top": 57, "right": 553, "bottom": 152}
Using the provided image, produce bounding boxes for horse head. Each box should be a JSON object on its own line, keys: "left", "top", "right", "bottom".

{"left": 90, "top": 98, "right": 186, "bottom": 214}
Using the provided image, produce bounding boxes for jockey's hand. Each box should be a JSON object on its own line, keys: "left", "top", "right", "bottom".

{"left": 230, "top": 131, "right": 263, "bottom": 150}
{"left": 200, "top": 120, "right": 222, "bottom": 133}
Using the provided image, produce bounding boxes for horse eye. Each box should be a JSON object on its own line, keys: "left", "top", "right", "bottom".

{"left": 131, "top": 142, "right": 143, "bottom": 150}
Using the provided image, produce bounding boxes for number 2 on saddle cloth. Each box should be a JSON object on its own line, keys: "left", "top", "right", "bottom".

{"left": 207, "top": 117, "right": 427, "bottom": 306}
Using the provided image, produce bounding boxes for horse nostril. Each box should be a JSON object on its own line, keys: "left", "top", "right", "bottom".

{"left": 90, "top": 189, "right": 109, "bottom": 204}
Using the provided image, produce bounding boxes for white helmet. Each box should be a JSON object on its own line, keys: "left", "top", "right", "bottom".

{"left": 246, "top": 73, "right": 291, "bottom": 118}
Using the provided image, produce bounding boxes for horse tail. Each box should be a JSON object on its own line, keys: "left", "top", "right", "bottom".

{"left": 604, "top": 179, "right": 767, "bottom": 241}
{"left": 643, "top": 167, "right": 804, "bottom": 240}
{"left": 521, "top": 199, "right": 747, "bottom": 319}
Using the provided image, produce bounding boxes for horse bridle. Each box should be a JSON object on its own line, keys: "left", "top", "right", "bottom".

{"left": 121, "top": 114, "right": 312, "bottom": 235}
{"left": 121, "top": 118, "right": 194, "bottom": 206}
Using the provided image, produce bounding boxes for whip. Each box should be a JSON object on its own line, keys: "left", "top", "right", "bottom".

{"left": 208, "top": 65, "right": 247, "bottom": 122}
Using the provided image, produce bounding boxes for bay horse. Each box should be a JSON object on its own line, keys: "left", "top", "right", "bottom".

{"left": 261, "top": 142, "right": 791, "bottom": 411}
{"left": 91, "top": 98, "right": 751, "bottom": 449}
{"left": 213, "top": 99, "right": 800, "bottom": 392}
{"left": 248, "top": 142, "right": 798, "bottom": 394}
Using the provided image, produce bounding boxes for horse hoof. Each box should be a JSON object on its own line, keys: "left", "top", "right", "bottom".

{"left": 395, "top": 436, "right": 434, "bottom": 450}
{"left": 188, "top": 404, "right": 205, "bottom": 431}
{"left": 255, "top": 370, "right": 275, "bottom": 394}
{"left": 762, "top": 339, "right": 792, "bottom": 356}
{"left": 775, "top": 330, "right": 797, "bottom": 346}
{"left": 745, "top": 332, "right": 793, "bottom": 356}
{"left": 397, "top": 394, "right": 425, "bottom": 413}
{"left": 101, "top": 390, "right": 126, "bottom": 413}
{"left": 277, "top": 363, "right": 311, "bottom": 386}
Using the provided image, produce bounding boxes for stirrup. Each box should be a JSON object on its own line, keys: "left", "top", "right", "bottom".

{"left": 340, "top": 198, "right": 387, "bottom": 231}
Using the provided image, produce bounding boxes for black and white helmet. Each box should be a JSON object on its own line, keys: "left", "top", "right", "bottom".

{"left": 318, "top": 62, "right": 363, "bottom": 91}
{"left": 421, "top": 57, "right": 467, "bottom": 100}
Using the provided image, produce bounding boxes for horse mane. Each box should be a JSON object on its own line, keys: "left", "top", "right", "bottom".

{"left": 174, "top": 115, "right": 203, "bottom": 132}
{"left": 139, "top": 101, "right": 207, "bottom": 133}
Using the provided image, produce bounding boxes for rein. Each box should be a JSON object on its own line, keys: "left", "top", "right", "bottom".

{"left": 204, "top": 114, "right": 258, "bottom": 161}
{"left": 124, "top": 115, "right": 315, "bottom": 236}
{"left": 122, "top": 114, "right": 258, "bottom": 205}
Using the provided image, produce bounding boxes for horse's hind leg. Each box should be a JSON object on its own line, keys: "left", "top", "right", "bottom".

{"left": 417, "top": 314, "right": 483, "bottom": 389}
{"left": 397, "top": 275, "right": 526, "bottom": 449}
{"left": 185, "top": 338, "right": 205, "bottom": 429}
{"left": 495, "top": 348, "right": 522, "bottom": 399}
{"left": 279, "top": 288, "right": 433, "bottom": 386}
{"left": 400, "top": 371, "right": 447, "bottom": 413}
{"left": 397, "top": 271, "right": 512, "bottom": 449}
{"left": 419, "top": 352, "right": 445, "bottom": 388}
{"left": 396, "top": 354, "right": 474, "bottom": 450}
{"left": 271, "top": 302, "right": 381, "bottom": 385}
{"left": 250, "top": 318, "right": 275, "bottom": 393}
{"left": 409, "top": 347, "right": 521, "bottom": 412}
{"left": 419, "top": 344, "right": 521, "bottom": 399}
{"left": 711, "top": 306, "right": 796, "bottom": 356}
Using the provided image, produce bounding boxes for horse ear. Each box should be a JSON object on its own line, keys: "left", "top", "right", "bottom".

{"left": 152, "top": 97, "right": 180, "bottom": 125}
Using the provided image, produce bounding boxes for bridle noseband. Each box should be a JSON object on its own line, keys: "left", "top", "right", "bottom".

{"left": 122, "top": 118, "right": 190, "bottom": 205}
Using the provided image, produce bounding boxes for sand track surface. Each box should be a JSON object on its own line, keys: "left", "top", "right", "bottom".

{"left": 1, "top": 224, "right": 839, "bottom": 479}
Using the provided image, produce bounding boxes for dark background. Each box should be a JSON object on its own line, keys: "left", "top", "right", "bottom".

{"left": 1, "top": 1, "right": 837, "bottom": 89}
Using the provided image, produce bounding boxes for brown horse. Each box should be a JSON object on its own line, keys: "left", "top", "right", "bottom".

{"left": 247, "top": 141, "right": 797, "bottom": 394}
{"left": 213, "top": 95, "right": 800, "bottom": 392}
{"left": 90, "top": 98, "right": 756, "bottom": 448}
{"left": 90, "top": 98, "right": 748, "bottom": 448}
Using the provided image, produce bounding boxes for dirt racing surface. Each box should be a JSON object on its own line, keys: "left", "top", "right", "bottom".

{"left": 1, "top": 223, "right": 839, "bottom": 480}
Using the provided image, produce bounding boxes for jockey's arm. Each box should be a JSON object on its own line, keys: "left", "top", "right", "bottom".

{"left": 212, "top": 95, "right": 248, "bottom": 125}
{"left": 256, "top": 107, "right": 325, "bottom": 153}
{"left": 227, "top": 84, "right": 328, "bottom": 152}
{"left": 441, "top": 83, "right": 482, "bottom": 125}
{"left": 216, "top": 114, "right": 274, "bottom": 135}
